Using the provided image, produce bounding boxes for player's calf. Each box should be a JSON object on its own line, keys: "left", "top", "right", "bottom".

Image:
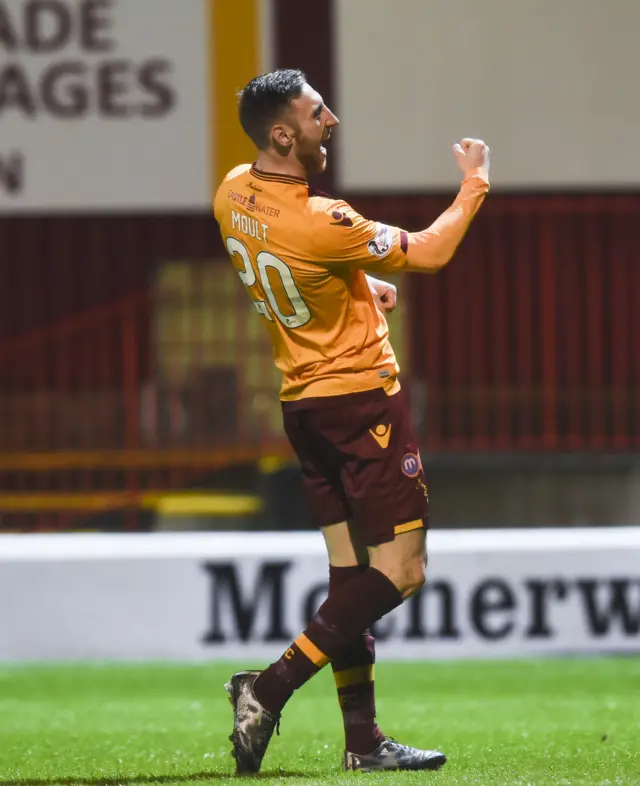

{"left": 250, "top": 567, "right": 405, "bottom": 721}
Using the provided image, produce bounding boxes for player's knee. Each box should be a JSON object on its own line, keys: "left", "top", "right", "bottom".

{"left": 382, "top": 556, "right": 425, "bottom": 598}
{"left": 369, "top": 529, "right": 427, "bottom": 597}
{"left": 400, "top": 556, "right": 426, "bottom": 597}
{"left": 374, "top": 557, "right": 424, "bottom": 597}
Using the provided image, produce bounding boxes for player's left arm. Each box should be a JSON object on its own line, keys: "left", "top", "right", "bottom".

{"left": 312, "top": 139, "right": 490, "bottom": 276}
{"left": 311, "top": 199, "right": 410, "bottom": 274}
{"left": 404, "top": 166, "right": 489, "bottom": 273}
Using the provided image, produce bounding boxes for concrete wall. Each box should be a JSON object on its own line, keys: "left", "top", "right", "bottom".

{"left": 335, "top": 0, "right": 640, "bottom": 189}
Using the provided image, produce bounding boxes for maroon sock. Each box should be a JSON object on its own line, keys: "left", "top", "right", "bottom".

{"left": 330, "top": 566, "right": 385, "bottom": 755}
{"left": 253, "top": 567, "right": 403, "bottom": 715}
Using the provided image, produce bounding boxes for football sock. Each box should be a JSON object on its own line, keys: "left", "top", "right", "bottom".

{"left": 253, "top": 567, "right": 403, "bottom": 715}
{"left": 329, "top": 565, "right": 386, "bottom": 755}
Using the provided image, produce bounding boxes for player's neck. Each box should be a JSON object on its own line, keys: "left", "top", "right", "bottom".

{"left": 253, "top": 151, "right": 308, "bottom": 182}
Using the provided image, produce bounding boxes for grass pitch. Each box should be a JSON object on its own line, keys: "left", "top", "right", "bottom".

{"left": 0, "top": 659, "right": 638, "bottom": 786}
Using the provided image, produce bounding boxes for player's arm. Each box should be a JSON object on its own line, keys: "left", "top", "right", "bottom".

{"left": 405, "top": 139, "right": 490, "bottom": 273}
{"left": 312, "top": 138, "right": 489, "bottom": 275}
{"left": 311, "top": 200, "right": 409, "bottom": 274}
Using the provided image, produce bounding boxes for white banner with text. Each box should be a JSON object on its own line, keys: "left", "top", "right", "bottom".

{"left": 1, "top": 528, "right": 639, "bottom": 662}
{"left": 0, "top": 0, "right": 209, "bottom": 211}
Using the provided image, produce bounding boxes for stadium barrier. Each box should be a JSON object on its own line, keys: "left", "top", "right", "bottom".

{"left": 1, "top": 197, "right": 638, "bottom": 531}
{"left": 1, "top": 527, "right": 638, "bottom": 662}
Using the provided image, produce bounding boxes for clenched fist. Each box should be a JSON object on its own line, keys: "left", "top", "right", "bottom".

{"left": 366, "top": 275, "right": 397, "bottom": 314}
{"left": 453, "top": 138, "right": 490, "bottom": 175}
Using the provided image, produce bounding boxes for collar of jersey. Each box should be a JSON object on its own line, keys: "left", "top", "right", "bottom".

{"left": 250, "top": 165, "right": 308, "bottom": 186}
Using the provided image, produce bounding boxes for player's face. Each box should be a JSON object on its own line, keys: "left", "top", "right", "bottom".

{"left": 288, "top": 84, "right": 339, "bottom": 175}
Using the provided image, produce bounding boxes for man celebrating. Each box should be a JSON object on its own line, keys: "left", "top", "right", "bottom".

{"left": 214, "top": 68, "right": 489, "bottom": 774}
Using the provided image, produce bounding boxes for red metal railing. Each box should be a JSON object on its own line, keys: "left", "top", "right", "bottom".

{"left": 350, "top": 192, "right": 640, "bottom": 452}
{"left": 0, "top": 274, "right": 291, "bottom": 532}
{"left": 0, "top": 195, "right": 638, "bottom": 530}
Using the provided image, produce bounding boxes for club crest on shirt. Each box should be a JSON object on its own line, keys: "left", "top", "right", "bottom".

{"left": 368, "top": 223, "right": 393, "bottom": 258}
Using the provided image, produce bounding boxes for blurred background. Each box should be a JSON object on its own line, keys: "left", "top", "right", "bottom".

{"left": 0, "top": 0, "right": 638, "bottom": 537}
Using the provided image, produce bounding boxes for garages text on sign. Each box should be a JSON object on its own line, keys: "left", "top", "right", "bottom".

{"left": 0, "top": 0, "right": 176, "bottom": 119}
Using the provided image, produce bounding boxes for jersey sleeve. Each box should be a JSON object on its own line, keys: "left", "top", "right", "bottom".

{"left": 311, "top": 199, "right": 409, "bottom": 272}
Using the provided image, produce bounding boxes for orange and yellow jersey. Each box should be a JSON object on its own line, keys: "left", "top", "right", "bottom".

{"left": 214, "top": 164, "right": 410, "bottom": 401}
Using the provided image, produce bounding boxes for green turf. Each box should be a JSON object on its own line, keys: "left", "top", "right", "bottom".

{"left": 0, "top": 659, "right": 638, "bottom": 786}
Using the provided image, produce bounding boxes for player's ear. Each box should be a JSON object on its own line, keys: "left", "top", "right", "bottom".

{"left": 271, "top": 124, "right": 294, "bottom": 155}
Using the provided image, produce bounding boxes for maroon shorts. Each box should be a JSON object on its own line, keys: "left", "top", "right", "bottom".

{"left": 281, "top": 386, "right": 428, "bottom": 546}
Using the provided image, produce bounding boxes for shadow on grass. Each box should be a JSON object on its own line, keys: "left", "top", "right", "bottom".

{"left": 1, "top": 771, "right": 309, "bottom": 785}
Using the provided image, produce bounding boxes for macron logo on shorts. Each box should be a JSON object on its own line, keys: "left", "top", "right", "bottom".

{"left": 370, "top": 424, "right": 392, "bottom": 449}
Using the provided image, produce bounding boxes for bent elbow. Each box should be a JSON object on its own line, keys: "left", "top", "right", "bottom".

{"left": 425, "top": 254, "right": 452, "bottom": 273}
{"left": 405, "top": 248, "right": 453, "bottom": 274}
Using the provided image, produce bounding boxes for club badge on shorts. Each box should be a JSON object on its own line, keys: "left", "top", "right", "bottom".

{"left": 401, "top": 452, "right": 421, "bottom": 478}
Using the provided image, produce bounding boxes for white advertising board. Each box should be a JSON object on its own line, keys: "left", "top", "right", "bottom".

{"left": 1, "top": 528, "right": 639, "bottom": 662}
{"left": 335, "top": 0, "right": 640, "bottom": 190}
{"left": 0, "top": 0, "right": 209, "bottom": 211}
